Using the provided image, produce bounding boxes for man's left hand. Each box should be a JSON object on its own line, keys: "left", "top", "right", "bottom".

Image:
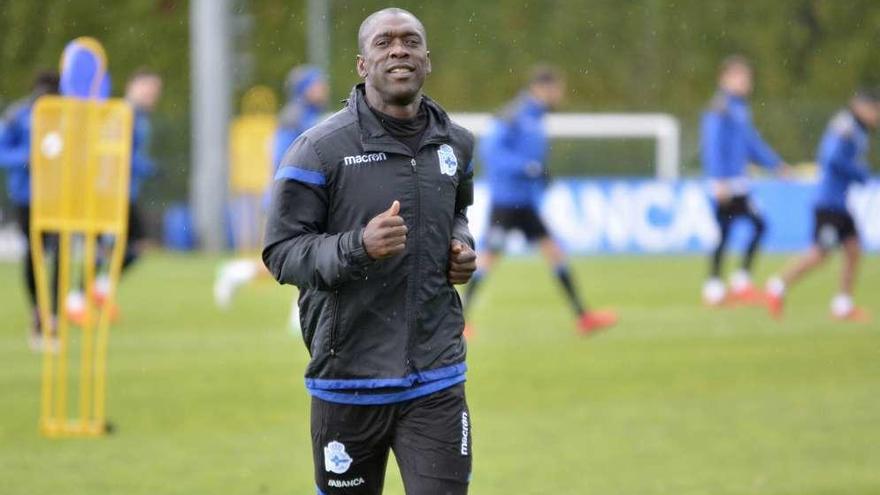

{"left": 447, "top": 240, "right": 476, "bottom": 285}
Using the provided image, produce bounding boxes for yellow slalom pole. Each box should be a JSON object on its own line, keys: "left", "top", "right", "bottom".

{"left": 53, "top": 100, "right": 76, "bottom": 434}
{"left": 94, "top": 227, "right": 126, "bottom": 430}
{"left": 77, "top": 100, "right": 101, "bottom": 434}
{"left": 79, "top": 231, "right": 97, "bottom": 431}
{"left": 94, "top": 102, "right": 132, "bottom": 431}
{"left": 32, "top": 229, "right": 55, "bottom": 435}
{"left": 55, "top": 230, "right": 71, "bottom": 431}
{"left": 29, "top": 96, "right": 56, "bottom": 435}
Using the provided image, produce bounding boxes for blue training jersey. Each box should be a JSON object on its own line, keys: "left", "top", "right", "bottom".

{"left": 272, "top": 102, "right": 324, "bottom": 170}
{"left": 815, "top": 109, "right": 872, "bottom": 212}
{"left": 700, "top": 91, "right": 782, "bottom": 191}
{"left": 0, "top": 98, "right": 35, "bottom": 206}
{"left": 130, "top": 109, "right": 156, "bottom": 202}
{"left": 478, "top": 94, "right": 549, "bottom": 209}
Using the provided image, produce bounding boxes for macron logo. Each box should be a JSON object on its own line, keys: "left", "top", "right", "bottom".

{"left": 343, "top": 153, "right": 387, "bottom": 166}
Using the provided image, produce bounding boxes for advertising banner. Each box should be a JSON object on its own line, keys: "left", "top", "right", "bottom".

{"left": 469, "top": 179, "right": 880, "bottom": 254}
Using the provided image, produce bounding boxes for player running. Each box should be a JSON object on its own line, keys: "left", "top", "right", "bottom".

{"left": 700, "top": 55, "right": 790, "bottom": 306}
{"left": 273, "top": 66, "right": 329, "bottom": 167}
{"left": 118, "top": 69, "right": 163, "bottom": 277}
{"left": 461, "top": 66, "right": 617, "bottom": 335}
{"left": 263, "top": 8, "right": 476, "bottom": 494}
{"left": 765, "top": 89, "right": 879, "bottom": 322}
{"left": 0, "top": 71, "right": 60, "bottom": 350}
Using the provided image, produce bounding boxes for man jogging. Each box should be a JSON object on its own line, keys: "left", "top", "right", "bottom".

{"left": 700, "top": 55, "right": 790, "bottom": 306}
{"left": 263, "top": 8, "right": 476, "bottom": 495}
{"left": 462, "top": 66, "right": 617, "bottom": 336}
{"left": 765, "top": 89, "right": 879, "bottom": 322}
{"left": 0, "top": 71, "right": 60, "bottom": 350}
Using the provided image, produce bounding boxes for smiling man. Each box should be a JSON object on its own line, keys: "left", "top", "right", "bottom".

{"left": 262, "top": 8, "right": 476, "bottom": 495}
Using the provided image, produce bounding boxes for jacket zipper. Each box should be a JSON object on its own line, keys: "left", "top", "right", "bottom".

{"left": 329, "top": 290, "right": 340, "bottom": 356}
{"left": 406, "top": 156, "right": 421, "bottom": 371}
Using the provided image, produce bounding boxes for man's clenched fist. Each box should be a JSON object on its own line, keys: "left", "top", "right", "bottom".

{"left": 363, "top": 200, "right": 407, "bottom": 260}
{"left": 447, "top": 239, "right": 476, "bottom": 285}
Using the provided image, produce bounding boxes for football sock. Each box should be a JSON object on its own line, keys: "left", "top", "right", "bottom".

{"left": 554, "top": 265, "right": 586, "bottom": 316}
{"left": 743, "top": 216, "right": 766, "bottom": 272}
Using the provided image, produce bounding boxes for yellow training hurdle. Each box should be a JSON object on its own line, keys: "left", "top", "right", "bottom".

{"left": 30, "top": 95, "right": 133, "bottom": 437}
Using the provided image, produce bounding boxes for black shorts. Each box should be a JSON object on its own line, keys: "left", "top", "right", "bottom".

{"left": 312, "top": 384, "right": 471, "bottom": 495}
{"left": 486, "top": 205, "right": 549, "bottom": 251}
{"left": 813, "top": 208, "right": 858, "bottom": 249}
{"left": 715, "top": 194, "right": 759, "bottom": 222}
{"left": 127, "top": 202, "right": 146, "bottom": 244}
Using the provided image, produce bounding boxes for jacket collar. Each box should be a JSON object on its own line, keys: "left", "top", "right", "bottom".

{"left": 346, "top": 83, "right": 451, "bottom": 155}
{"left": 520, "top": 92, "right": 547, "bottom": 118}
{"left": 720, "top": 90, "right": 747, "bottom": 107}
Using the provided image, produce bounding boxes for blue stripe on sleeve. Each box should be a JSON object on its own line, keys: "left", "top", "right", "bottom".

{"left": 275, "top": 166, "right": 326, "bottom": 186}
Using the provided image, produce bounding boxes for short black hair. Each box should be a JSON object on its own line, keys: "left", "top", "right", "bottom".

{"left": 854, "top": 86, "right": 880, "bottom": 104}
{"left": 127, "top": 67, "right": 161, "bottom": 83}
{"left": 719, "top": 54, "right": 752, "bottom": 76}
{"left": 357, "top": 7, "right": 426, "bottom": 54}
{"left": 32, "top": 70, "right": 59, "bottom": 95}
{"left": 529, "top": 64, "right": 563, "bottom": 86}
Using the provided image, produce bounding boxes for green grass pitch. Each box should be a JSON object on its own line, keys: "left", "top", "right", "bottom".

{"left": 1, "top": 252, "right": 878, "bottom": 494}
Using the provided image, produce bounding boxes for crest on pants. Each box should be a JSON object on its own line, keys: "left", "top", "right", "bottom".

{"left": 324, "top": 441, "right": 353, "bottom": 474}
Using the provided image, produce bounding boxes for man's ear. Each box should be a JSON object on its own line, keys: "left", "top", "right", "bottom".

{"left": 425, "top": 51, "right": 432, "bottom": 76}
{"left": 356, "top": 55, "right": 367, "bottom": 79}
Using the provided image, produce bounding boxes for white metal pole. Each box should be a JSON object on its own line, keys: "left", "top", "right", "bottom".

{"left": 190, "top": 0, "right": 232, "bottom": 251}
{"left": 307, "top": 0, "right": 331, "bottom": 71}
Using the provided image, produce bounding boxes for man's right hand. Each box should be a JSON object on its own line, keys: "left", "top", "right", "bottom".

{"left": 362, "top": 200, "right": 407, "bottom": 260}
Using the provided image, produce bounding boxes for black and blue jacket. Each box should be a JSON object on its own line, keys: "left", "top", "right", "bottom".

{"left": 815, "top": 109, "right": 873, "bottom": 212}
{"left": 130, "top": 109, "right": 156, "bottom": 202}
{"left": 0, "top": 98, "right": 36, "bottom": 206}
{"left": 272, "top": 67, "right": 326, "bottom": 169}
{"left": 262, "top": 84, "right": 475, "bottom": 405}
{"left": 479, "top": 93, "right": 549, "bottom": 209}
{"left": 700, "top": 91, "right": 782, "bottom": 194}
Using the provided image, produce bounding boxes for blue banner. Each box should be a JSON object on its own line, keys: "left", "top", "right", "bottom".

{"left": 469, "top": 178, "right": 880, "bottom": 253}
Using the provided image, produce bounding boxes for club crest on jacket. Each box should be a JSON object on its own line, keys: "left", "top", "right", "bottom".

{"left": 438, "top": 143, "right": 458, "bottom": 176}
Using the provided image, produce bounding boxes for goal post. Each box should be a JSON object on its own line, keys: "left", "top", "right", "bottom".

{"left": 449, "top": 112, "right": 681, "bottom": 179}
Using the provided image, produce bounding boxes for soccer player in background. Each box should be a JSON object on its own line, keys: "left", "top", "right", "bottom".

{"left": 119, "top": 68, "right": 163, "bottom": 276}
{"left": 765, "top": 89, "right": 879, "bottom": 321}
{"left": 273, "top": 66, "right": 329, "bottom": 167}
{"left": 0, "top": 71, "right": 60, "bottom": 350}
{"left": 462, "top": 66, "right": 617, "bottom": 335}
{"left": 263, "top": 8, "right": 477, "bottom": 493}
{"left": 68, "top": 69, "right": 163, "bottom": 324}
{"left": 213, "top": 66, "right": 329, "bottom": 330}
{"left": 700, "top": 55, "right": 790, "bottom": 306}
